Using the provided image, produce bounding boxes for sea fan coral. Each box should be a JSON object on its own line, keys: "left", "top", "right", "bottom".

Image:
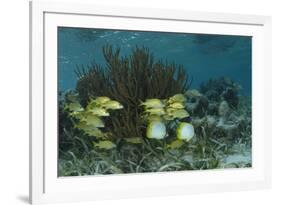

{"left": 75, "top": 45, "right": 192, "bottom": 140}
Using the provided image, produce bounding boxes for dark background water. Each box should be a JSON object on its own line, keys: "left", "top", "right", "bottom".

{"left": 58, "top": 27, "right": 252, "bottom": 95}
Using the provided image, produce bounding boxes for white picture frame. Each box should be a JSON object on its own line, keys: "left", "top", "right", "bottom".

{"left": 29, "top": 1, "right": 272, "bottom": 204}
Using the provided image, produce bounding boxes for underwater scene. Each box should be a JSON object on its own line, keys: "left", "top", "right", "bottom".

{"left": 58, "top": 27, "right": 252, "bottom": 176}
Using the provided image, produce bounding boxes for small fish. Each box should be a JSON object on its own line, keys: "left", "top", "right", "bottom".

{"left": 141, "top": 99, "right": 164, "bottom": 108}
{"left": 144, "top": 108, "right": 165, "bottom": 115}
{"left": 69, "top": 111, "right": 84, "bottom": 119}
{"left": 66, "top": 102, "right": 84, "bottom": 112}
{"left": 166, "top": 107, "right": 177, "bottom": 114}
{"left": 168, "top": 109, "right": 190, "bottom": 119}
{"left": 185, "top": 89, "right": 202, "bottom": 98}
{"left": 72, "top": 111, "right": 99, "bottom": 120}
{"left": 93, "top": 140, "right": 116, "bottom": 150}
{"left": 103, "top": 100, "right": 123, "bottom": 110}
{"left": 176, "top": 122, "right": 195, "bottom": 142}
{"left": 145, "top": 114, "right": 163, "bottom": 122}
{"left": 87, "top": 107, "right": 110, "bottom": 117}
{"left": 168, "top": 94, "right": 186, "bottom": 104}
{"left": 146, "top": 121, "right": 167, "bottom": 139}
{"left": 163, "top": 114, "right": 174, "bottom": 121}
{"left": 168, "top": 102, "right": 185, "bottom": 109}
{"left": 167, "top": 139, "right": 184, "bottom": 149}
{"left": 85, "top": 128, "right": 104, "bottom": 138}
{"left": 93, "top": 96, "right": 111, "bottom": 105}
{"left": 82, "top": 115, "right": 105, "bottom": 128}
{"left": 75, "top": 121, "right": 94, "bottom": 131}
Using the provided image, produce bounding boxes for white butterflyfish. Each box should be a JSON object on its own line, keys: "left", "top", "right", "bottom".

{"left": 146, "top": 121, "right": 167, "bottom": 139}
{"left": 176, "top": 122, "right": 194, "bottom": 141}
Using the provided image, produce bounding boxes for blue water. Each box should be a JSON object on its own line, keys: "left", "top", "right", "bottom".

{"left": 58, "top": 27, "right": 252, "bottom": 95}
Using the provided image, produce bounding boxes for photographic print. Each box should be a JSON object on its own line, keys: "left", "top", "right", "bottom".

{"left": 58, "top": 27, "right": 252, "bottom": 177}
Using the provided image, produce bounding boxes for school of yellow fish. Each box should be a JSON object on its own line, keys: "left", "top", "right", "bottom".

{"left": 65, "top": 93, "right": 194, "bottom": 150}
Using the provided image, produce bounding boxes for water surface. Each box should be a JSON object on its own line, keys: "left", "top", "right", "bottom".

{"left": 58, "top": 27, "right": 252, "bottom": 95}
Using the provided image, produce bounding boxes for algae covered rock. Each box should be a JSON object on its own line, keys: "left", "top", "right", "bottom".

{"left": 199, "top": 77, "right": 240, "bottom": 108}
{"left": 218, "top": 101, "right": 230, "bottom": 117}
{"left": 183, "top": 78, "right": 250, "bottom": 143}
{"left": 185, "top": 89, "right": 208, "bottom": 117}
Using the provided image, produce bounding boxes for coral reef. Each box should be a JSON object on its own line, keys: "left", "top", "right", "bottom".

{"left": 58, "top": 46, "right": 251, "bottom": 176}
{"left": 199, "top": 77, "right": 240, "bottom": 108}
{"left": 187, "top": 96, "right": 249, "bottom": 140}
{"left": 184, "top": 78, "right": 251, "bottom": 157}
